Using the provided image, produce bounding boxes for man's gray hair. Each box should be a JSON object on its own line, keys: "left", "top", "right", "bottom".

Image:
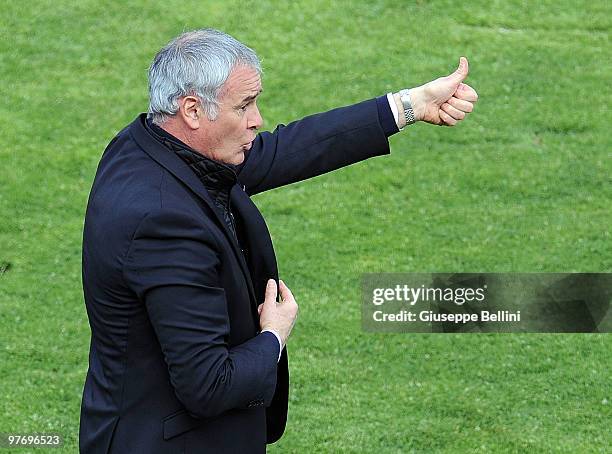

{"left": 147, "top": 29, "right": 261, "bottom": 125}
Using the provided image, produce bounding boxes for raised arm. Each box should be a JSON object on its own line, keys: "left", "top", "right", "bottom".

{"left": 237, "top": 57, "right": 478, "bottom": 195}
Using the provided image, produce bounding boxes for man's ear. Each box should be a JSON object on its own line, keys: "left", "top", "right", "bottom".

{"left": 178, "top": 96, "right": 201, "bottom": 130}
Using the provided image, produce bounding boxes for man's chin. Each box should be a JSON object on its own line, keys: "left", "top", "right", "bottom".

{"left": 235, "top": 143, "right": 253, "bottom": 164}
{"left": 232, "top": 151, "right": 246, "bottom": 166}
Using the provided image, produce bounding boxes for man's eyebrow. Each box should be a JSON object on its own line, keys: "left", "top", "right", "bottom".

{"left": 240, "top": 89, "right": 263, "bottom": 103}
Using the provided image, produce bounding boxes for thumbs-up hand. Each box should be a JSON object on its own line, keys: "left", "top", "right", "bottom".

{"left": 406, "top": 57, "right": 478, "bottom": 126}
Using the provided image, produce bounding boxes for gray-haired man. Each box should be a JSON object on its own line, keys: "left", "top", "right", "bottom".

{"left": 80, "top": 29, "right": 477, "bottom": 453}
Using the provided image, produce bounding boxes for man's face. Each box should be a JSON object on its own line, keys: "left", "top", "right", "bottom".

{"left": 195, "top": 65, "right": 263, "bottom": 165}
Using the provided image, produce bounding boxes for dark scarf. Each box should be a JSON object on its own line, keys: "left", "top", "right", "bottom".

{"left": 145, "top": 118, "right": 238, "bottom": 239}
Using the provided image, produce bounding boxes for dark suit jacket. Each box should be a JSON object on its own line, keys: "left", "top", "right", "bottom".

{"left": 80, "top": 98, "right": 390, "bottom": 453}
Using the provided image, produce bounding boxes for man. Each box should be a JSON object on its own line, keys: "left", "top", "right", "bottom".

{"left": 80, "top": 29, "right": 477, "bottom": 453}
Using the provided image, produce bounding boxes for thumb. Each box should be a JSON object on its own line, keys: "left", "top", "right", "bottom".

{"left": 278, "top": 280, "right": 295, "bottom": 303}
{"left": 450, "top": 56, "right": 469, "bottom": 83}
{"left": 264, "top": 279, "right": 277, "bottom": 305}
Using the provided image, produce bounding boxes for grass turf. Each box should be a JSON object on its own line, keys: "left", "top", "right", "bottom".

{"left": 1, "top": 1, "right": 610, "bottom": 452}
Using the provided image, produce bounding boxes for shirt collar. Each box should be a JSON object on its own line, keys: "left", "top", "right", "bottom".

{"left": 144, "top": 117, "right": 238, "bottom": 191}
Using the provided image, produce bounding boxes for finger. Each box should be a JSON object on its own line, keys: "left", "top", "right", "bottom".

{"left": 455, "top": 83, "right": 478, "bottom": 102}
{"left": 258, "top": 304, "right": 263, "bottom": 315}
{"left": 438, "top": 110, "right": 457, "bottom": 126}
{"left": 264, "top": 279, "right": 278, "bottom": 304}
{"left": 279, "top": 280, "right": 296, "bottom": 304}
{"left": 441, "top": 102, "right": 466, "bottom": 121}
{"left": 449, "top": 56, "right": 469, "bottom": 83}
{"left": 447, "top": 96, "right": 473, "bottom": 113}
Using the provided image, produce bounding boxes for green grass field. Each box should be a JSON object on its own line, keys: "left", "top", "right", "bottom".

{"left": 1, "top": 1, "right": 610, "bottom": 452}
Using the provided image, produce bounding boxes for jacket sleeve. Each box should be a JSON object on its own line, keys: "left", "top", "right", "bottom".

{"left": 122, "top": 209, "right": 279, "bottom": 419}
{"left": 237, "top": 98, "right": 391, "bottom": 196}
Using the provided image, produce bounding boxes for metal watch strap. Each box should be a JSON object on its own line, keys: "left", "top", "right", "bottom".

{"left": 399, "top": 89, "right": 416, "bottom": 126}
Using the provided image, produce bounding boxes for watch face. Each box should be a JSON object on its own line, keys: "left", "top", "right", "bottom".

{"left": 400, "top": 91, "right": 412, "bottom": 109}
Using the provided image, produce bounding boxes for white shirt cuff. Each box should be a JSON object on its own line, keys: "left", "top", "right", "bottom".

{"left": 386, "top": 92, "right": 399, "bottom": 126}
{"left": 261, "top": 329, "right": 283, "bottom": 362}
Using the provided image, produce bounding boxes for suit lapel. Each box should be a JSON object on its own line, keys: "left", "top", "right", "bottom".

{"left": 129, "top": 114, "right": 257, "bottom": 310}
{"left": 230, "top": 188, "right": 279, "bottom": 304}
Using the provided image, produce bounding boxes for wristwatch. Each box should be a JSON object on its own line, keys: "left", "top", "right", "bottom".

{"left": 399, "top": 89, "right": 416, "bottom": 126}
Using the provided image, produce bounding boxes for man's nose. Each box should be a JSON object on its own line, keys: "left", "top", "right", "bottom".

{"left": 248, "top": 105, "right": 263, "bottom": 130}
